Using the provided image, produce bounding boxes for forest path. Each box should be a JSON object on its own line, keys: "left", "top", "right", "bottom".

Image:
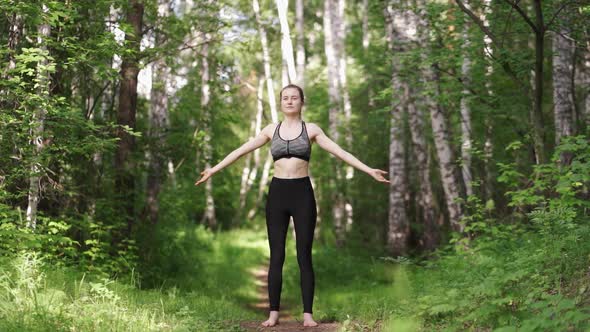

{"left": 238, "top": 261, "right": 341, "bottom": 332}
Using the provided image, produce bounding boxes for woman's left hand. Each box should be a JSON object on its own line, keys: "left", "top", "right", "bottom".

{"left": 368, "top": 168, "right": 390, "bottom": 184}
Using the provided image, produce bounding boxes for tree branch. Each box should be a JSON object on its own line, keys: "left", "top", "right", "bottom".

{"left": 454, "top": 0, "right": 529, "bottom": 94}
{"left": 502, "top": 0, "right": 538, "bottom": 33}
{"left": 454, "top": 0, "right": 499, "bottom": 47}
{"left": 544, "top": 0, "right": 570, "bottom": 31}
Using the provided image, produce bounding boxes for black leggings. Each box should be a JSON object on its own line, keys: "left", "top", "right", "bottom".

{"left": 265, "top": 176, "right": 317, "bottom": 314}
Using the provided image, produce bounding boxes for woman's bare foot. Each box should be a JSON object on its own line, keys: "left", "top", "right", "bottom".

{"left": 261, "top": 310, "right": 280, "bottom": 327}
{"left": 303, "top": 312, "right": 318, "bottom": 327}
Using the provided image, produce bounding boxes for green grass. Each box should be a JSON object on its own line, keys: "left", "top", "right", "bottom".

{"left": 0, "top": 226, "right": 267, "bottom": 332}
{"left": 1, "top": 217, "right": 589, "bottom": 331}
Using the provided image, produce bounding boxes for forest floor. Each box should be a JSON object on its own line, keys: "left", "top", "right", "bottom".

{"left": 1, "top": 223, "right": 588, "bottom": 331}
{"left": 238, "top": 261, "right": 342, "bottom": 331}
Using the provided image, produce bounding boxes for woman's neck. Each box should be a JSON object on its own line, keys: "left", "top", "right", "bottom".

{"left": 282, "top": 114, "right": 302, "bottom": 127}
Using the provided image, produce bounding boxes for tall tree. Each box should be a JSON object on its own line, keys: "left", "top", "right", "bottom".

{"left": 115, "top": 0, "right": 144, "bottom": 232}
{"left": 200, "top": 38, "right": 216, "bottom": 228}
{"left": 276, "top": 0, "right": 297, "bottom": 85}
{"left": 459, "top": 1, "right": 473, "bottom": 197}
{"left": 248, "top": 0, "right": 279, "bottom": 220}
{"left": 146, "top": 0, "right": 172, "bottom": 224}
{"left": 482, "top": 0, "right": 495, "bottom": 204}
{"left": 26, "top": 4, "right": 51, "bottom": 229}
{"left": 324, "top": 0, "right": 347, "bottom": 246}
{"left": 408, "top": 84, "right": 438, "bottom": 249}
{"left": 383, "top": 1, "right": 411, "bottom": 255}
{"left": 552, "top": 25, "right": 575, "bottom": 162}
{"left": 418, "top": 2, "right": 465, "bottom": 233}
{"left": 455, "top": 0, "right": 551, "bottom": 164}
{"left": 295, "top": 0, "right": 305, "bottom": 87}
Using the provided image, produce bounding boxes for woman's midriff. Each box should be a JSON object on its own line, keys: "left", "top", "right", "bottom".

{"left": 273, "top": 158, "right": 309, "bottom": 178}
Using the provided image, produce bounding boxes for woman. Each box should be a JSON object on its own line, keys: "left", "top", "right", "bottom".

{"left": 195, "top": 84, "right": 389, "bottom": 328}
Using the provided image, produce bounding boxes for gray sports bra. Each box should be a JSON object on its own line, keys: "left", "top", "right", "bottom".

{"left": 270, "top": 121, "right": 312, "bottom": 162}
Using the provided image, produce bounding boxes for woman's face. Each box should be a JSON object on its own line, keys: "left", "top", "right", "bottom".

{"left": 280, "top": 87, "right": 303, "bottom": 115}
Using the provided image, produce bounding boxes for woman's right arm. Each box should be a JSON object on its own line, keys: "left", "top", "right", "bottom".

{"left": 195, "top": 123, "right": 274, "bottom": 186}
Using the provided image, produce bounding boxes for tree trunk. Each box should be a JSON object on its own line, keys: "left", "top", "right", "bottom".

{"left": 416, "top": 4, "right": 464, "bottom": 233}
{"left": 276, "top": 0, "right": 297, "bottom": 84}
{"left": 295, "top": 0, "right": 305, "bottom": 87}
{"left": 146, "top": 0, "right": 171, "bottom": 224}
{"left": 253, "top": 0, "right": 278, "bottom": 122}
{"left": 384, "top": 1, "right": 410, "bottom": 255}
{"left": 460, "top": 3, "right": 473, "bottom": 197}
{"left": 239, "top": 80, "right": 264, "bottom": 211}
{"left": 26, "top": 4, "right": 51, "bottom": 230}
{"left": 408, "top": 86, "right": 438, "bottom": 250}
{"left": 249, "top": 0, "right": 279, "bottom": 220}
{"left": 324, "top": 0, "right": 346, "bottom": 246}
{"left": 115, "top": 0, "right": 144, "bottom": 233}
{"left": 4, "top": 13, "right": 22, "bottom": 79}
{"left": 362, "top": 0, "right": 374, "bottom": 107}
{"left": 428, "top": 66, "right": 465, "bottom": 233}
{"left": 482, "top": 0, "right": 494, "bottom": 203}
{"left": 552, "top": 27, "right": 575, "bottom": 157}
{"left": 200, "top": 40, "right": 217, "bottom": 228}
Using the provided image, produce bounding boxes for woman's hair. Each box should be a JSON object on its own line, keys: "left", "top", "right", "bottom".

{"left": 279, "top": 84, "right": 305, "bottom": 103}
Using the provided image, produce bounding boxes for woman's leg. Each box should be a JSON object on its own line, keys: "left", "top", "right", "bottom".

{"left": 291, "top": 179, "right": 317, "bottom": 314}
{"left": 265, "top": 181, "right": 290, "bottom": 312}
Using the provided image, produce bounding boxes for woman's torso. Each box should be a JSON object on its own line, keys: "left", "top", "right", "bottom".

{"left": 270, "top": 121, "right": 313, "bottom": 178}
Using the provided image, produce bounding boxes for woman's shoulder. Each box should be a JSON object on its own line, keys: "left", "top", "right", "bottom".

{"left": 304, "top": 122, "right": 323, "bottom": 134}
{"left": 261, "top": 122, "right": 281, "bottom": 138}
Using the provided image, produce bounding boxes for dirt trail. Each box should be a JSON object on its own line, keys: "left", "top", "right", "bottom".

{"left": 239, "top": 263, "right": 341, "bottom": 332}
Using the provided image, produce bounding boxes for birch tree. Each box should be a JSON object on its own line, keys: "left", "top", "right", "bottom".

{"left": 552, "top": 26, "right": 575, "bottom": 152}
{"left": 201, "top": 39, "right": 216, "bottom": 228}
{"left": 26, "top": 4, "right": 51, "bottom": 229}
{"left": 324, "top": 0, "right": 347, "bottom": 246}
{"left": 276, "top": 0, "right": 297, "bottom": 84}
{"left": 295, "top": 0, "right": 305, "bottom": 87}
{"left": 417, "top": 3, "right": 465, "bottom": 233}
{"left": 248, "top": 0, "right": 279, "bottom": 220}
{"left": 460, "top": 2, "right": 473, "bottom": 197}
{"left": 383, "top": 1, "right": 411, "bottom": 255}
{"left": 146, "top": 0, "right": 172, "bottom": 224}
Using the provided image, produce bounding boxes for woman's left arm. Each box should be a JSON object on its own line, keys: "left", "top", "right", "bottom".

{"left": 309, "top": 123, "right": 389, "bottom": 184}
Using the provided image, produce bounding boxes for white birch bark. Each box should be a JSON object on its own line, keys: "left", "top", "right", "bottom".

{"left": 460, "top": 2, "right": 473, "bottom": 197}
{"left": 253, "top": 0, "right": 278, "bottom": 122}
{"left": 249, "top": 0, "right": 279, "bottom": 219}
{"left": 337, "top": 0, "right": 354, "bottom": 182}
{"left": 362, "top": 0, "right": 374, "bottom": 106}
{"left": 417, "top": 4, "right": 464, "bottom": 233}
{"left": 408, "top": 86, "right": 438, "bottom": 249}
{"left": 324, "top": 0, "right": 346, "bottom": 246}
{"left": 26, "top": 4, "right": 51, "bottom": 229}
{"left": 482, "top": 0, "right": 494, "bottom": 202}
{"left": 384, "top": 2, "right": 410, "bottom": 255}
{"left": 276, "top": 0, "right": 297, "bottom": 84}
{"left": 552, "top": 28, "right": 575, "bottom": 145}
{"left": 295, "top": 0, "right": 305, "bottom": 87}
{"left": 146, "top": 0, "right": 171, "bottom": 224}
{"left": 201, "top": 40, "right": 216, "bottom": 228}
{"left": 240, "top": 80, "right": 264, "bottom": 211}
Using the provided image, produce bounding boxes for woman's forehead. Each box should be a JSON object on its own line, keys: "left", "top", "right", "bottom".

{"left": 282, "top": 88, "right": 300, "bottom": 96}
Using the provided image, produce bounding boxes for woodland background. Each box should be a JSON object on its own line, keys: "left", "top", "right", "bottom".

{"left": 1, "top": 0, "right": 589, "bottom": 330}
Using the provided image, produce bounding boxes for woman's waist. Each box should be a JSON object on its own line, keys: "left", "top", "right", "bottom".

{"left": 272, "top": 160, "right": 309, "bottom": 179}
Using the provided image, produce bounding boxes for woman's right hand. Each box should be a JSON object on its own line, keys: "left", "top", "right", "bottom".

{"left": 195, "top": 168, "right": 214, "bottom": 186}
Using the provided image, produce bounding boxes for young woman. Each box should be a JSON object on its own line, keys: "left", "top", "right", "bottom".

{"left": 195, "top": 84, "right": 389, "bottom": 328}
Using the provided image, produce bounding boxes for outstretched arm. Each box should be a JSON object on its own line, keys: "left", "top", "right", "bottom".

{"left": 309, "top": 123, "right": 389, "bottom": 184}
{"left": 195, "top": 123, "right": 274, "bottom": 186}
